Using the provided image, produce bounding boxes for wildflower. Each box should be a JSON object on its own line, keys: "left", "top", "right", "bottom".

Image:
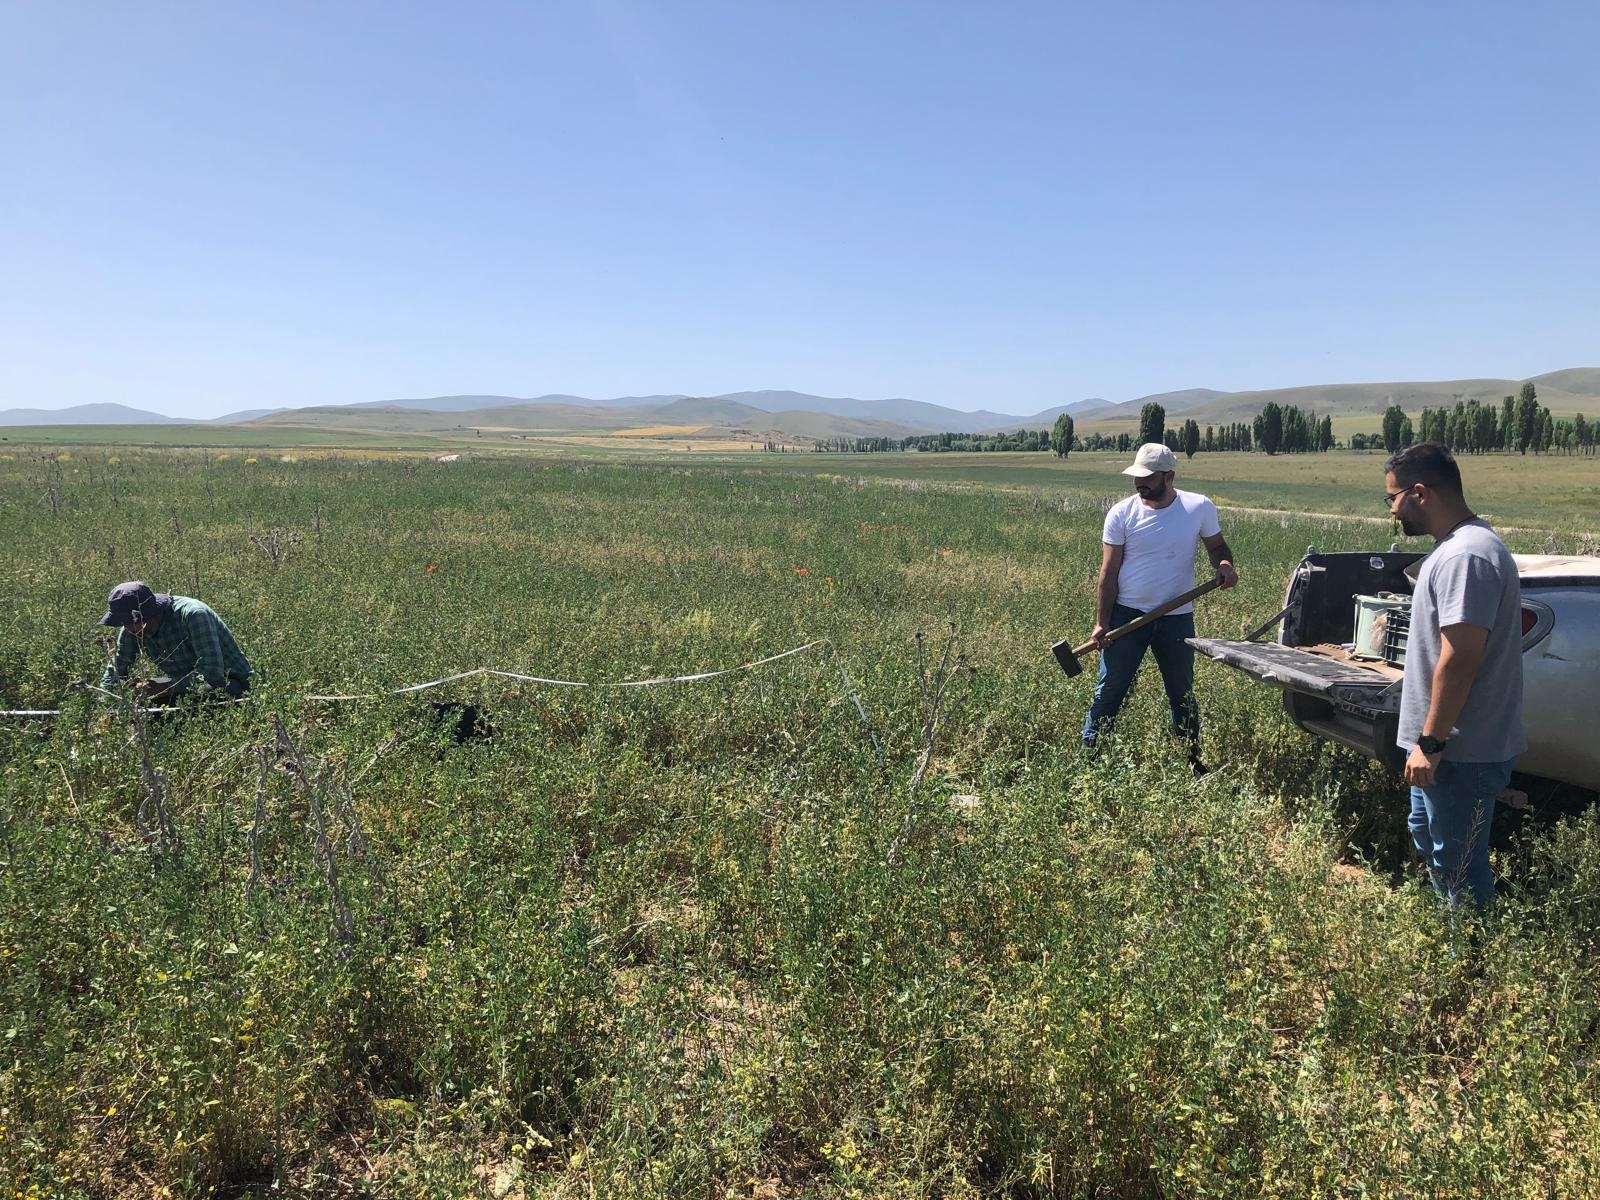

{"left": 939, "top": 547, "right": 952, "bottom": 556}
{"left": 425, "top": 564, "right": 437, "bottom": 574}
{"left": 793, "top": 567, "right": 809, "bottom": 576}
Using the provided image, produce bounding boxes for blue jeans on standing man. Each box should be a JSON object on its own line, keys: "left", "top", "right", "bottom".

{"left": 1409, "top": 756, "right": 1516, "bottom": 907}
{"left": 1081, "top": 603, "right": 1200, "bottom": 749}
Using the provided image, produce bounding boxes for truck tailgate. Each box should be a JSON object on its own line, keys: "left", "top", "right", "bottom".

{"left": 1188, "top": 638, "right": 1402, "bottom": 711}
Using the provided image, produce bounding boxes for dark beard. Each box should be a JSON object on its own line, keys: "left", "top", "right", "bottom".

{"left": 1137, "top": 481, "right": 1169, "bottom": 503}
{"left": 1398, "top": 511, "right": 1427, "bottom": 537}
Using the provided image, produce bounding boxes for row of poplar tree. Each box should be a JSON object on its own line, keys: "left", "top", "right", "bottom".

{"left": 1402, "top": 382, "right": 1596, "bottom": 456}
{"left": 1061, "top": 382, "right": 1595, "bottom": 458}
{"left": 1058, "top": 401, "right": 1329, "bottom": 458}
{"left": 798, "top": 382, "right": 1594, "bottom": 457}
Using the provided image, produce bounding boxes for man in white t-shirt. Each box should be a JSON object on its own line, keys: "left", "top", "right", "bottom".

{"left": 1082, "top": 443, "right": 1238, "bottom": 770}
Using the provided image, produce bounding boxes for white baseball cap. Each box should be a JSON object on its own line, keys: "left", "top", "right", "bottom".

{"left": 1122, "top": 442, "right": 1178, "bottom": 477}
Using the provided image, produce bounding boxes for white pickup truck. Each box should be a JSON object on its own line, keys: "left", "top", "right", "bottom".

{"left": 1190, "top": 550, "right": 1600, "bottom": 793}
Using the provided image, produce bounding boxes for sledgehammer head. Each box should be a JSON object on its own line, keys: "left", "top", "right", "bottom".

{"left": 1051, "top": 639, "right": 1083, "bottom": 678}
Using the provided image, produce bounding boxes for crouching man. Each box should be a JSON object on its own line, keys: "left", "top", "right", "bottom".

{"left": 98, "top": 581, "right": 254, "bottom": 703}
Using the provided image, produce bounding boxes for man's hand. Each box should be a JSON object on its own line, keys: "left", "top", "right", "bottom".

{"left": 1216, "top": 561, "right": 1239, "bottom": 590}
{"left": 134, "top": 678, "right": 179, "bottom": 703}
{"left": 1404, "top": 744, "right": 1442, "bottom": 787}
{"left": 1090, "top": 624, "right": 1112, "bottom": 651}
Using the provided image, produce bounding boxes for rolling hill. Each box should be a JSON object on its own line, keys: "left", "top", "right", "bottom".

{"left": 0, "top": 403, "right": 194, "bottom": 426}
{"left": 5, "top": 370, "right": 1596, "bottom": 441}
{"left": 350, "top": 391, "right": 1032, "bottom": 434}
{"left": 240, "top": 396, "right": 924, "bottom": 440}
{"left": 367, "top": 393, "right": 694, "bottom": 413}
{"left": 1050, "top": 374, "right": 1600, "bottom": 435}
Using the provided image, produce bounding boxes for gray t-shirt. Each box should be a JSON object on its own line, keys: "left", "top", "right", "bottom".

{"left": 1398, "top": 520, "right": 1526, "bottom": 762}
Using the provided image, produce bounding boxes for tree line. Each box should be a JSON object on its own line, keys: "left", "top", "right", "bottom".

{"left": 787, "top": 381, "right": 1594, "bottom": 457}
{"left": 1406, "top": 382, "right": 1596, "bottom": 456}
{"left": 807, "top": 430, "right": 1061, "bottom": 453}
{"left": 1131, "top": 402, "right": 1327, "bottom": 458}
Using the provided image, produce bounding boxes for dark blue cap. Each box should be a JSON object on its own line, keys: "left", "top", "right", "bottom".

{"left": 100, "top": 581, "right": 163, "bottom": 627}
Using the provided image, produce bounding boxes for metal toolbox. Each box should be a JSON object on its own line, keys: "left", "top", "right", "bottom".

{"left": 1352, "top": 593, "right": 1410, "bottom": 661}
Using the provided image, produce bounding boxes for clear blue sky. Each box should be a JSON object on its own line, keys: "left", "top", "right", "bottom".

{"left": 4, "top": 1, "right": 1596, "bottom": 418}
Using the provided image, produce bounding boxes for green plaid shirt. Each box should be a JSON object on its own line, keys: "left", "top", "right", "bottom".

{"left": 100, "top": 596, "right": 253, "bottom": 692}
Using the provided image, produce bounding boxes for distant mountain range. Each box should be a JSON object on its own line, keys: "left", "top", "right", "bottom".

{"left": 4, "top": 370, "right": 1597, "bottom": 440}
{"left": 0, "top": 403, "right": 282, "bottom": 426}
{"left": 361, "top": 390, "right": 1057, "bottom": 433}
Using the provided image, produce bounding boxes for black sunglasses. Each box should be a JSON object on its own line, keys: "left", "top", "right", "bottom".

{"left": 1383, "top": 485, "right": 1416, "bottom": 509}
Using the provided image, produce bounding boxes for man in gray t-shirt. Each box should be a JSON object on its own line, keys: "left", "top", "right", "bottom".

{"left": 1385, "top": 442, "right": 1524, "bottom": 905}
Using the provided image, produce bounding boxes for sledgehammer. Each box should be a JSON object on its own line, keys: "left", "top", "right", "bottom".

{"left": 1051, "top": 577, "right": 1221, "bottom": 678}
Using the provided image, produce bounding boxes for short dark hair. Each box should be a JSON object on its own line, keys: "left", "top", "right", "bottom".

{"left": 1385, "top": 441, "right": 1463, "bottom": 497}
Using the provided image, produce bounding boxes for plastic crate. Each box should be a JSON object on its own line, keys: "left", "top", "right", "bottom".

{"left": 1383, "top": 607, "right": 1410, "bottom": 668}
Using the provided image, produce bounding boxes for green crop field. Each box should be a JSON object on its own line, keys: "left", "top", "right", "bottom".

{"left": 5, "top": 446, "right": 1600, "bottom": 1197}
{"left": 0, "top": 425, "right": 494, "bottom": 453}
{"left": 725, "top": 448, "right": 1600, "bottom": 535}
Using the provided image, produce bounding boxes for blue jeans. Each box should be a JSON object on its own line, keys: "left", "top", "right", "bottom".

{"left": 1081, "top": 604, "right": 1200, "bottom": 748}
{"left": 1409, "top": 757, "right": 1516, "bottom": 906}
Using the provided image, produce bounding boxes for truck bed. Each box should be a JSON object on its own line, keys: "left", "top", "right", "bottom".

{"left": 1190, "top": 549, "right": 1600, "bottom": 791}
{"left": 1189, "top": 633, "right": 1406, "bottom": 765}
{"left": 1189, "top": 638, "right": 1401, "bottom": 695}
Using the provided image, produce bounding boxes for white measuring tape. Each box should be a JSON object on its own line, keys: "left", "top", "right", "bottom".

{"left": 2, "top": 638, "right": 885, "bottom": 759}
{"left": 301, "top": 639, "right": 831, "bottom": 701}
{"left": 3, "top": 640, "right": 832, "bottom": 715}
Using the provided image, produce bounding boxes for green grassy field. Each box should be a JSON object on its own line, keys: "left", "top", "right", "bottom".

{"left": 4, "top": 447, "right": 1600, "bottom": 1197}
{"left": 703, "top": 448, "right": 1600, "bottom": 536}
{"left": 15, "top": 431, "right": 1596, "bottom": 531}
{"left": 0, "top": 425, "right": 483, "bottom": 452}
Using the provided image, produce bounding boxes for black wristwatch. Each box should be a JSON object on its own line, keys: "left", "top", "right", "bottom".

{"left": 1418, "top": 734, "right": 1449, "bottom": 755}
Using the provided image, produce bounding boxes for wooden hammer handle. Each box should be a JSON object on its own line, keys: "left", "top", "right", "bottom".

{"left": 1070, "top": 576, "right": 1222, "bottom": 657}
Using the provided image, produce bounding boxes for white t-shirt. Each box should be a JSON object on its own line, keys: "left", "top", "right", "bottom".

{"left": 1101, "top": 489, "right": 1222, "bottom": 613}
